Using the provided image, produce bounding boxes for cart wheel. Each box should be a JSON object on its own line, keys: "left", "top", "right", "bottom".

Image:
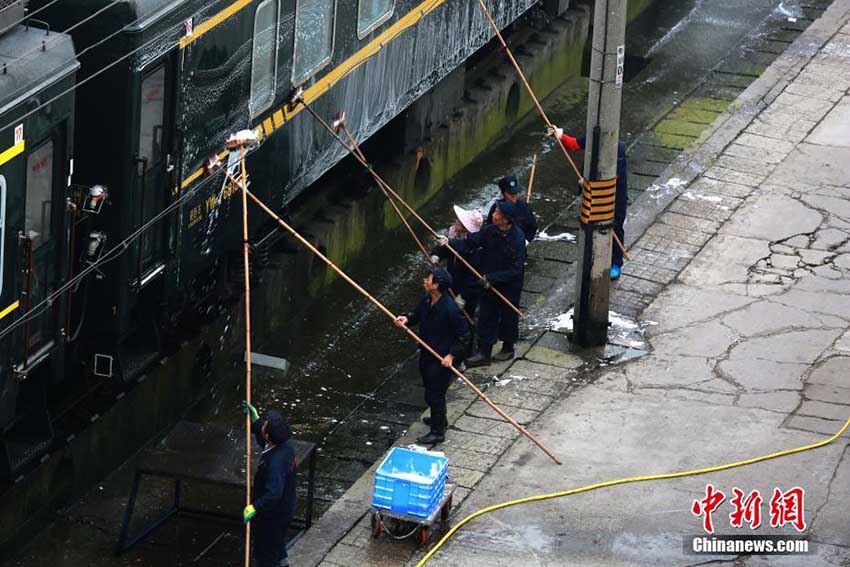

{"left": 371, "top": 513, "right": 382, "bottom": 538}
{"left": 440, "top": 496, "right": 453, "bottom": 522}
{"left": 418, "top": 526, "right": 430, "bottom": 546}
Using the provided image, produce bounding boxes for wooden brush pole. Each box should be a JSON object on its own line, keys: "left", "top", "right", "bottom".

{"left": 238, "top": 146, "right": 252, "bottom": 567}
{"left": 245, "top": 188, "right": 561, "bottom": 465}
{"left": 298, "top": 103, "right": 523, "bottom": 318}
{"left": 476, "top": 0, "right": 586, "bottom": 185}
{"left": 526, "top": 154, "right": 537, "bottom": 202}
{"left": 339, "top": 125, "right": 475, "bottom": 325}
{"left": 612, "top": 230, "right": 631, "bottom": 261}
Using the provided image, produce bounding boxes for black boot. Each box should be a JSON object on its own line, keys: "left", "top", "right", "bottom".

{"left": 417, "top": 430, "right": 445, "bottom": 445}
{"left": 493, "top": 343, "right": 515, "bottom": 362}
{"left": 465, "top": 344, "right": 493, "bottom": 367}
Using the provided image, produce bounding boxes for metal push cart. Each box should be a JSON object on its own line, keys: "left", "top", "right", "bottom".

{"left": 370, "top": 483, "right": 456, "bottom": 546}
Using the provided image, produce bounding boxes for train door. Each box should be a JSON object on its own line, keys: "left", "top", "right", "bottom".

{"left": 20, "top": 134, "right": 63, "bottom": 370}
{"left": 119, "top": 49, "right": 179, "bottom": 380}
{"left": 133, "top": 51, "right": 177, "bottom": 286}
{"left": 0, "top": 126, "right": 66, "bottom": 477}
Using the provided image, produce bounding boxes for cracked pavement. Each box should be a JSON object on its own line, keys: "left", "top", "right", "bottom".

{"left": 286, "top": 2, "right": 850, "bottom": 566}
{"left": 394, "top": 2, "right": 850, "bottom": 566}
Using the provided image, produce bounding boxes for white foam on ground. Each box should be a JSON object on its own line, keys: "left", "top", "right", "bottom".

{"left": 549, "top": 309, "right": 646, "bottom": 347}
{"left": 536, "top": 230, "right": 576, "bottom": 242}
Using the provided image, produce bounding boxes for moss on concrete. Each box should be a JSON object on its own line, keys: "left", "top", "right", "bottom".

{"left": 681, "top": 96, "right": 733, "bottom": 113}
{"left": 667, "top": 106, "right": 721, "bottom": 125}
{"left": 648, "top": 130, "right": 697, "bottom": 151}
{"left": 655, "top": 118, "right": 708, "bottom": 137}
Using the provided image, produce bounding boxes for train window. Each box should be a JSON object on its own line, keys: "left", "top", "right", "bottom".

{"left": 292, "top": 0, "right": 335, "bottom": 85}
{"left": 250, "top": 0, "right": 279, "bottom": 116}
{"left": 138, "top": 67, "right": 165, "bottom": 165}
{"left": 25, "top": 141, "right": 53, "bottom": 249}
{"left": 0, "top": 175, "right": 5, "bottom": 296}
{"left": 358, "top": 0, "right": 393, "bottom": 37}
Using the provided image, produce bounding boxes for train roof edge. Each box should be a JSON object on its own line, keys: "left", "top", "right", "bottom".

{"left": 0, "top": 25, "right": 78, "bottom": 120}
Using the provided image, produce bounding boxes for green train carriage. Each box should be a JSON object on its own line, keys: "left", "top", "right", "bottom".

{"left": 0, "top": 0, "right": 538, "bottom": 477}
{"left": 0, "top": 4, "right": 77, "bottom": 478}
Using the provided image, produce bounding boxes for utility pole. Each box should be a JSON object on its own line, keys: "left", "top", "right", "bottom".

{"left": 574, "top": 0, "right": 627, "bottom": 346}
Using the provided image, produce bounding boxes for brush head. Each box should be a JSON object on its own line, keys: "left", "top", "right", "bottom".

{"left": 225, "top": 129, "right": 259, "bottom": 149}
{"left": 331, "top": 111, "right": 346, "bottom": 132}
{"left": 203, "top": 152, "right": 222, "bottom": 175}
{"left": 286, "top": 86, "right": 305, "bottom": 111}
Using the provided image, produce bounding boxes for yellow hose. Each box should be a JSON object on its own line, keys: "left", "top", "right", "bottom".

{"left": 417, "top": 416, "right": 850, "bottom": 566}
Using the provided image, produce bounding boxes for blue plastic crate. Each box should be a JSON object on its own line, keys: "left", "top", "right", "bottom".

{"left": 372, "top": 447, "right": 449, "bottom": 519}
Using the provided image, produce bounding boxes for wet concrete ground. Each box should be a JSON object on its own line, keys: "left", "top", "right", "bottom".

{"left": 1, "top": 0, "right": 835, "bottom": 565}
{"left": 410, "top": 2, "right": 850, "bottom": 564}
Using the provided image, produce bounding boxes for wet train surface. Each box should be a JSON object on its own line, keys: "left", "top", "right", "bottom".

{"left": 3, "top": 0, "right": 829, "bottom": 564}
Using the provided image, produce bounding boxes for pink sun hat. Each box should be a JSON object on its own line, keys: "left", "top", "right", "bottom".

{"left": 453, "top": 205, "right": 484, "bottom": 233}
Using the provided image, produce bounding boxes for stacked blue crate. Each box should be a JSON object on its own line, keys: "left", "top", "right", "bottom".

{"left": 372, "top": 447, "right": 449, "bottom": 519}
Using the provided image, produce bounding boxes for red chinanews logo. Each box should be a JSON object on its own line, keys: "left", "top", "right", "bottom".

{"left": 692, "top": 485, "right": 806, "bottom": 534}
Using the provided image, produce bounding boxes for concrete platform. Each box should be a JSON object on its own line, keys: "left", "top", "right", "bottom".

{"left": 291, "top": 0, "right": 850, "bottom": 565}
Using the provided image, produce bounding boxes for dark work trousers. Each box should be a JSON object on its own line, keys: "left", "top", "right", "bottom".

{"left": 461, "top": 291, "right": 480, "bottom": 354}
{"left": 253, "top": 515, "right": 288, "bottom": 567}
{"left": 478, "top": 286, "right": 521, "bottom": 350}
{"left": 611, "top": 180, "right": 628, "bottom": 268}
{"left": 420, "top": 358, "right": 453, "bottom": 432}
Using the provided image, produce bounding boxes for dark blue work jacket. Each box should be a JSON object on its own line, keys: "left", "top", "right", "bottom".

{"left": 451, "top": 223, "right": 526, "bottom": 291}
{"left": 575, "top": 135, "right": 628, "bottom": 196}
{"left": 431, "top": 242, "right": 482, "bottom": 298}
{"left": 405, "top": 293, "right": 470, "bottom": 361}
{"left": 486, "top": 199, "right": 538, "bottom": 241}
{"left": 251, "top": 419, "right": 297, "bottom": 522}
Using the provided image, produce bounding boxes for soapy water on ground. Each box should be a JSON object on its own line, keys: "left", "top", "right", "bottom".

{"left": 536, "top": 230, "right": 576, "bottom": 242}
{"left": 682, "top": 191, "right": 723, "bottom": 203}
{"left": 550, "top": 308, "right": 654, "bottom": 350}
{"left": 646, "top": 177, "right": 687, "bottom": 199}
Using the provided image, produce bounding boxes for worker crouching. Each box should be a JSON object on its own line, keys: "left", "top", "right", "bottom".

{"left": 242, "top": 402, "right": 298, "bottom": 567}
{"left": 395, "top": 268, "right": 470, "bottom": 445}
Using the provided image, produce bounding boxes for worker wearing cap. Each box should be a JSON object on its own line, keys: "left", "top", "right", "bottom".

{"left": 547, "top": 125, "right": 628, "bottom": 279}
{"left": 486, "top": 175, "right": 538, "bottom": 241}
{"left": 395, "top": 268, "right": 470, "bottom": 445}
{"left": 241, "top": 403, "right": 298, "bottom": 567}
{"left": 431, "top": 205, "right": 484, "bottom": 319}
{"left": 447, "top": 200, "right": 526, "bottom": 366}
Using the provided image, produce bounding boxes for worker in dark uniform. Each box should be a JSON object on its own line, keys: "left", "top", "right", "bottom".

{"left": 486, "top": 175, "right": 538, "bottom": 241}
{"left": 446, "top": 200, "right": 526, "bottom": 366}
{"left": 548, "top": 125, "right": 628, "bottom": 279}
{"left": 431, "top": 205, "right": 484, "bottom": 319}
{"left": 394, "top": 268, "right": 470, "bottom": 445}
{"left": 241, "top": 402, "right": 297, "bottom": 567}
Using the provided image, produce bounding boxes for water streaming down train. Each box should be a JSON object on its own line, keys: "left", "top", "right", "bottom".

{"left": 0, "top": 0, "right": 542, "bottom": 482}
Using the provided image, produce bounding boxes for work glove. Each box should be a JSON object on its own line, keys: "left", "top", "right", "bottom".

{"left": 243, "top": 504, "right": 256, "bottom": 524}
{"left": 242, "top": 400, "right": 259, "bottom": 423}
{"left": 454, "top": 294, "right": 466, "bottom": 310}
{"left": 430, "top": 254, "right": 441, "bottom": 265}
{"left": 547, "top": 125, "right": 564, "bottom": 140}
{"left": 436, "top": 235, "right": 449, "bottom": 247}
{"left": 479, "top": 276, "right": 492, "bottom": 290}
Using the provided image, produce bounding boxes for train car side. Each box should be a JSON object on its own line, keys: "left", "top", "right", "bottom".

{"left": 0, "top": 21, "right": 77, "bottom": 479}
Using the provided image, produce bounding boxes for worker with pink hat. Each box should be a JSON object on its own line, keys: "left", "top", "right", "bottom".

{"left": 431, "top": 205, "right": 485, "bottom": 330}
